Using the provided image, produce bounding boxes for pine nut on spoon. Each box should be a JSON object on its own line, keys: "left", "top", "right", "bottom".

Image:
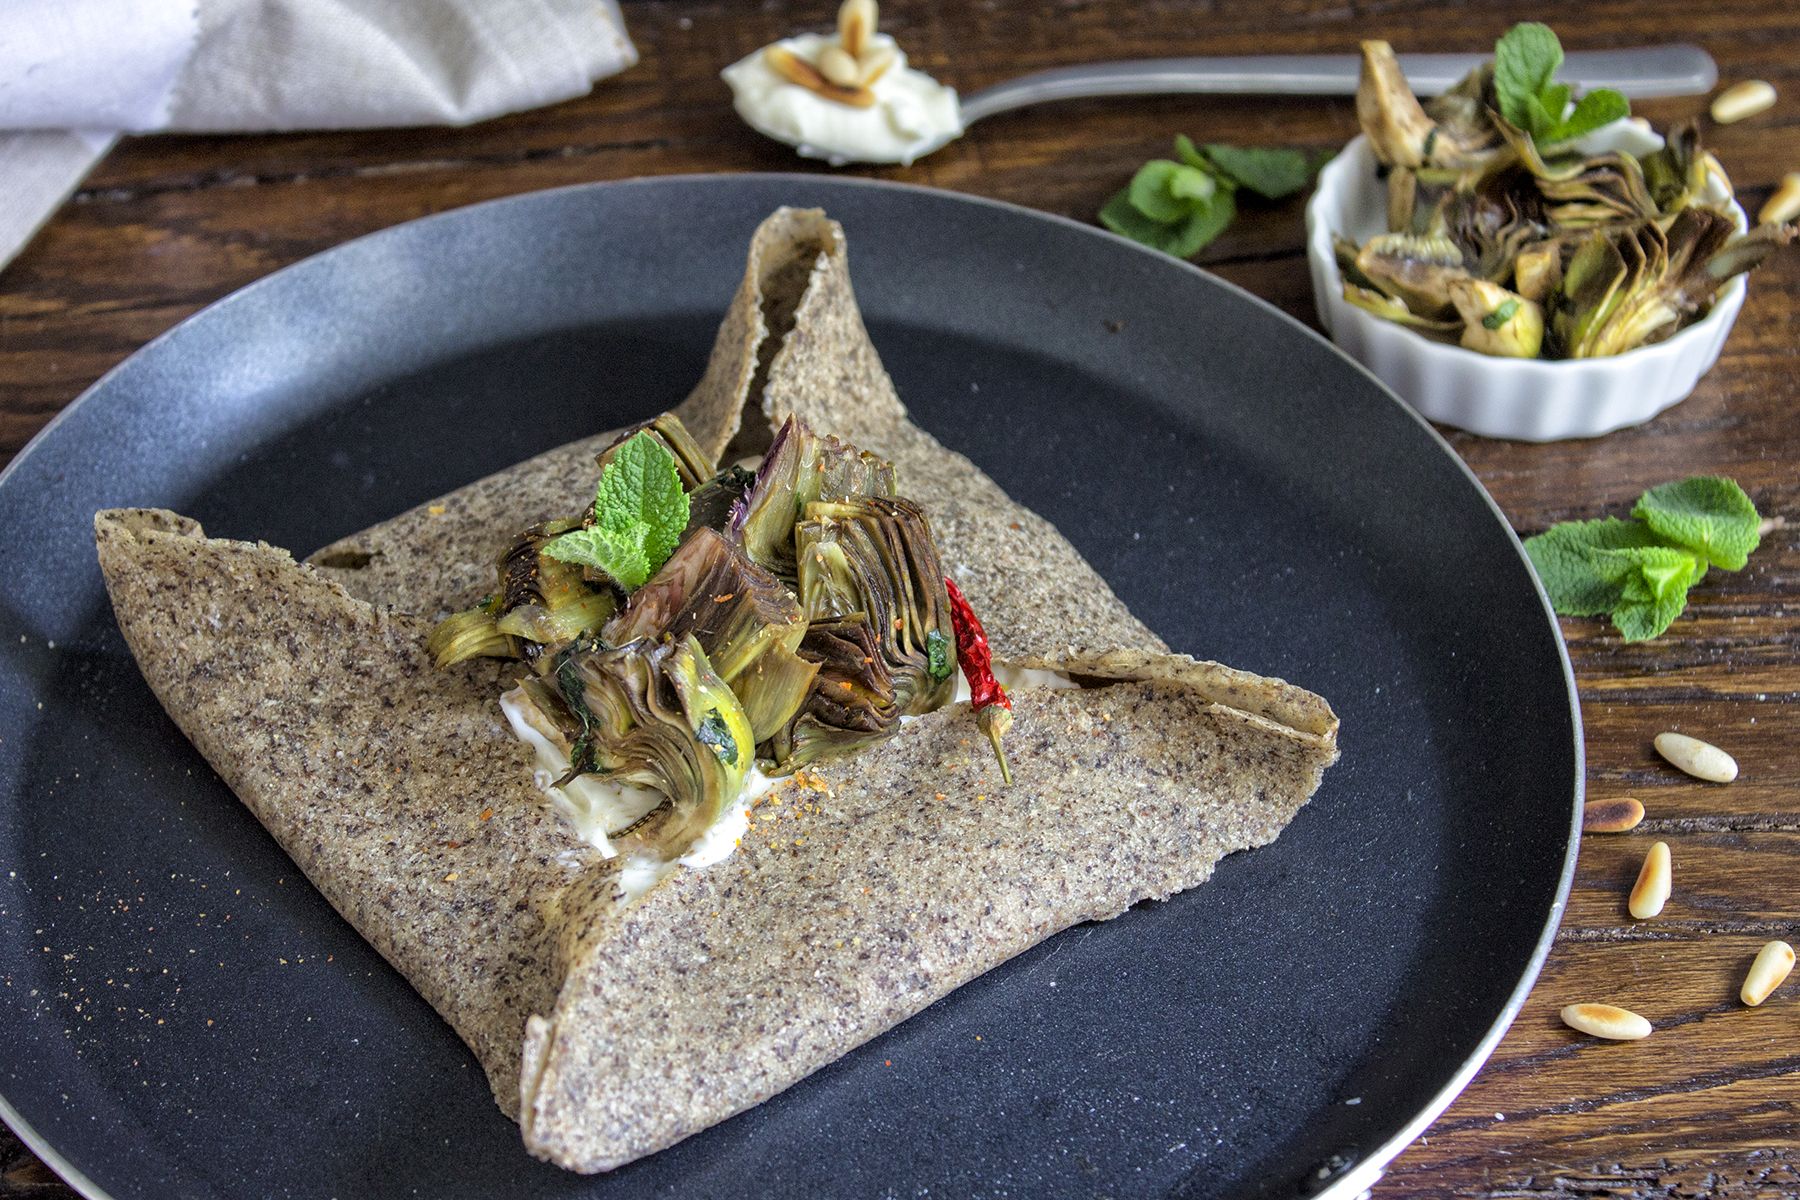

{"left": 1629, "top": 841, "right": 1672, "bottom": 920}
{"left": 1561, "top": 1003, "right": 1653, "bottom": 1041}
{"left": 815, "top": 44, "right": 862, "bottom": 88}
{"left": 1741, "top": 940, "right": 1795, "bottom": 1007}
{"left": 1654, "top": 732, "right": 1737, "bottom": 783}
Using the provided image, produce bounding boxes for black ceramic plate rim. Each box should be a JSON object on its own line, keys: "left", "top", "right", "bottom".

{"left": 0, "top": 173, "right": 1584, "bottom": 1200}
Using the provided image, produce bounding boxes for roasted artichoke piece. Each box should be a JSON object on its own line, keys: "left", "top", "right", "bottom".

{"left": 536, "top": 633, "right": 754, "bottom": 858}
{"left": 596, "top": 411, "right": 714, "bottom": 491}
{"left": 730, "top": 415, "right": 896, "bottom": 577}
{"left": 428, "top": 518, "right": 617, "bottom": 667}
{"left": 426, "top": 599, "right": 514, "bottom": 668}
{"left": 1333, "top": 234, "right": 1382, "bottom": 291}
{"left": 684, "top": 464, "right": 757, "bottom": 539}
{"left": 1439, "top": 179, "right": 1548, "bottom": 280}
{"left": 603, "top": 526, "right": 816, "bottom": 742}
{"left": 1639, "top": 120, "right": 1707, "bottom": 218}
{"left": 1512, "top": 240, "right": 1565, "bottom": 303}
{"left": 1357, "top": 41, "right": 1502, "bottom": 171}
{"left": 1492, "top": 118, "right": 1661, "bottom": 229}
{"left": 493, "top": 519, "right": 619, "bottom": 648}
{"left": 1353, "top": 233, "right": 1473, "bottom": 317}
{"left": 1449, "top": 279, "right": 1545, "bottom": 357}
{"left": 1342, "top": 284, "right": 1460, "bottom": 339}
{"left": 765, "top": 494, "right": 956, "bottom": 769}
{"left": 1557, "top": 209, "right": 1796, "bottom": 358}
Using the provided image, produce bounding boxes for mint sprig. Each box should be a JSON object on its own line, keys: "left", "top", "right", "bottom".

{"left": 1524, "top": 477, "right": 1761, "bottom": 641}
{"left": 1493, "top": 22, "right": 1630, "bottom": 146}
{"left": 543, "top": 430, "right": 690, "bottom": 590}
{"left": 1099, "top": 136, "right": 1327, "bottom": 258}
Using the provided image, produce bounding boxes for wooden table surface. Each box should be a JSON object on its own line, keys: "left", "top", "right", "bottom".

{"left": 3, "top": 1, "right": 1797, "bottom": 1196}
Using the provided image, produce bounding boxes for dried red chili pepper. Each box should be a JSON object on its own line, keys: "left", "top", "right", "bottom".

{"left": 944, "top": 576, "right": 1012, "bottom": 784}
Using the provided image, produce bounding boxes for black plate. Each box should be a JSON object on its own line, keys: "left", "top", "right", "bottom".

{"left": 0, "top": 176, "right": 1580, "bottom": 1200}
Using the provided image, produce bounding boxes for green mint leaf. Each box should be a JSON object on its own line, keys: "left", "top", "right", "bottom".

{"left": 1167, "top": 165, "right": 1218, "bottom": 203}
{"left": 542, "top": 525, "right": 652, "bottom": 589}
{"left": 1523, "top": 517, "right": 1662, "bottom": 615}
{"left": 1101, "top": 186, "right": 1234, "bottom": 258}
{"left": 1494, "top": 22, "right": 1564, "bottom": 129}
{"left": 925, "top": 629, "right": 953, "bottom": 682}
{"left": 1174, "top": 134, "right": 1210, "bottom": 171}
{"left": 1537, "top": 83, "right": 1574, "bottom": 135}
{"left": 1598, "top": 545, "right": 1703, "bottom": 605}
{"left": 1170, "top": 188, "right": 1237, "bottom": 257}
{"left": 1612, "top": 594, "right": 1684, "bottom": 641}
{"left": 1605, "top": 546, "right": 1703, "bottom": 641}
{"left": 1127, "top": 160, "right": 1214, "bottom": 223}
{"left": 1631, "top": 476, "right": 1762, "bottom": 570}
{"left": 1199, "top": 144, "right": 1319, "bottom": 200}
{"left": 1482, "top": 299, "right": 1522, "bottom": 329}
{"left": 543, "top": 430, "right": 689, "bottom": 589}
{"left": 696, "top": 709, "right": 739, "bottom": 765}
{"left": 1521, "top": 92, "right": 1563, "bottom": 143}
{"left": 1555, "top": 87, "right": 1629, "bottom": 142}
{"left": 1493, "top": 23, "right": 1629, "bottom": 145}
{"left": 1101, "top": 189, "right": 1187, "bottom": 255}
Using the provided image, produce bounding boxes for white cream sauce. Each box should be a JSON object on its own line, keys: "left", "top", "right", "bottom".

{"left": 499, "top": 688, "right": 664, "bottom": 859}
{"left": 722, "top": 32, "right": 961, "bottom": 167}
{"left": 502, "top": 687, "right": 777, "bottom": 899}
{"left": 503, "top": 664, "right": 1072, "bottom": 899}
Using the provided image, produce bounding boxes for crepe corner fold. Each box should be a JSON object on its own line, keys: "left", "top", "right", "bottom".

{"left": 95, "top": 206, "right": 1340, "bottom": 1174}
{"left": 515, "top": 674, "right": 1335, "bottom": 1170}
{"left": 94, "top": 506, "right": 595, "bottom": 1116}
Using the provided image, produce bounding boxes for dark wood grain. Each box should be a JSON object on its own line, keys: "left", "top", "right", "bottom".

{"left": 3, "top": 1, "right": 1798, "bottom": 1196}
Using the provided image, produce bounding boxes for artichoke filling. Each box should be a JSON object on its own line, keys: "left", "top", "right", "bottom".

{"left": 1337, "top": 34, "right": 1794, "bottom": 359}
{"left": 431, "top": 413, "right": 1008, "bottom": 892}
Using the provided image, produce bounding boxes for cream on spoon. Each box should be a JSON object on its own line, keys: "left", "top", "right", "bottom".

{"left": 722, "top": 0, "right": 961, "bottom": 167}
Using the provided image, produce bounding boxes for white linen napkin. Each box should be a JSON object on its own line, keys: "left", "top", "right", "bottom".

{"left": 0, "top": 0, "right": 637, "bottom": 271}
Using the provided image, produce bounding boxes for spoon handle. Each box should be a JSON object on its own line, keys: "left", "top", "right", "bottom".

{"left": 957, "top": 45, "right": 1717, "bottom": 125}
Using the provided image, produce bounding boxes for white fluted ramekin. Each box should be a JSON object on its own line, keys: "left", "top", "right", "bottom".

{"left": 1304, "top": 135, "right": 1748, "bottom": 441}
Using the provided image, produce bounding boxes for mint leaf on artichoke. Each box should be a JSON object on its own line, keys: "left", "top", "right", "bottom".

{"left": 544, "top": 430, "right": 690, "bottom": 590}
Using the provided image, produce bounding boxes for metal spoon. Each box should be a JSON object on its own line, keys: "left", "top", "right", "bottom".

{"left": 780, "top": 44, "right": 1718, "bottom": 165}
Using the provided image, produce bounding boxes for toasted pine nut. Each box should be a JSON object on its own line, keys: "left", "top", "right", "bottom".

{"left": 838, "top": 0, "right": 878, "bottom": 58}
{"left": 1629, "top": 841, "right": 1671, "bottom": 919}
{"left": 762, "top": 45, "right": 877, "bottom": 108}
{"left": 816, "top": 44, "right": 861, "bottom": 87}
{"left": 1654, "top": 731, "right": 1738, "bottom": 783}
{"left": 1711, "top": 80, "right": 1777, "bottom": 124}
{"left": 1583, "top": 797, "right": 1645, "bottom": 834}
{"left": 1761, "top": 173, "right": 1800, "bottom": 227}
{"left": 857, "top": 43, "right": 898, "bottom": 86}
{"left": 1741, "top": 940, "right": 1795, "bottom": 1006}
{"left": 1560, "top": 1003, "right": 1652, "bottom": 1040}
{"left": 765, "top": 44, "right": 824, "bottom": 87}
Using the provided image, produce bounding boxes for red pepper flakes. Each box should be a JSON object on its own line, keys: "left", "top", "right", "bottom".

{"left": 944, "top": 576, "right": 1013, "bottom": 784}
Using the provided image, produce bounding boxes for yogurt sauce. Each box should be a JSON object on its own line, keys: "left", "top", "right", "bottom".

{"left": 722, "top": 32, "right": 961, "bottom": 167}
{"left": 501, "top": 687, "right": 777, "bottom": 898}
{"left": 503, "top": 662, "right": 1072, "bottom": 900}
